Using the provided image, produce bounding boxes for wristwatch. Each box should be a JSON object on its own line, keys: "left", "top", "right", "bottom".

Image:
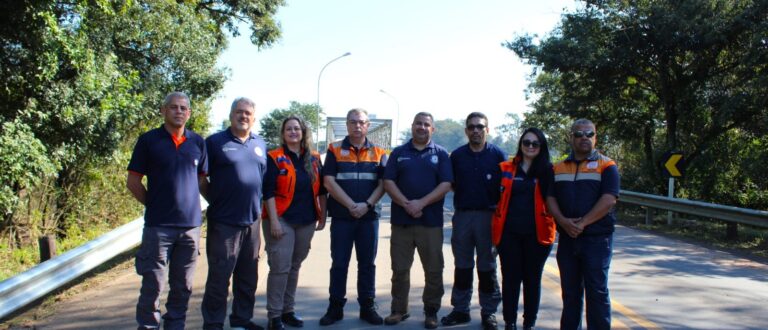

{"left": 365, "top": 201, "right": 373, "bottom": 210}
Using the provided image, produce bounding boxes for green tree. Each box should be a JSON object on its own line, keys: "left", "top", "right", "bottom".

{"left": 506, "top": 0, "right": 768, "bottom": 207}
{"left": 259, "top": 101, "right": 323, "bottom": 149}
{"left": 0, "top": 0, "right": 284, "bottom": 245}
{"left": 398, "top": 118, "right": 466, "bottom": 152}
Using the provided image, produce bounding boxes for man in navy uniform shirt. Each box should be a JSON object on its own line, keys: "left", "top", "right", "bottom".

{"left": 200, "top": 97, "right": 268, "bottom": 330}
{"left": 383, "top": 112, "right": 453, "bottom": 329}
{"left": 546, "top": 118, "right": 620, "bottom": 330}
{"left": 127, "top": 92, "right": 208, "bottom": 330}
{"left": 319, "top": 108, "right": 388, "bottom": 326}
{"left": 443, "top": 112, "right": 505, "bottom": 330}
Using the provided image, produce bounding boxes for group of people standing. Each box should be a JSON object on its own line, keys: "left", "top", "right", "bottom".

{"left": 127, "top": 92, "right": 619, "bottom": 330}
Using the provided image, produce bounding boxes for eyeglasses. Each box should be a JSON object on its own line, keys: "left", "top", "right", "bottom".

{"left": 466, "top": 124, "right": 486, "bottom": 131}
{"left": 347, "top": 120, "right": 368, "bottom": 126}
{"left": 572, "top": 130, "right": 596, "bottom": 138}
{"left": 522, "top": 139, "right": 540, "bottom": 148}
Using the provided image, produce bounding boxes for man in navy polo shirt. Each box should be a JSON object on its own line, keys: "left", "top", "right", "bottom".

{"left": 443, "top": 112, "right": 505, "bottom": 330}
{"left": 127, "top": 91, "right": 208, "bottom": 330}
{"left": 383, "top": 112, "right": 453, "bottom": 329}
{"left": 546, "top": 118, "right": 620, "bottom": 330}
{"left": 199, "top": 97, "right": 267, "bottom": 330}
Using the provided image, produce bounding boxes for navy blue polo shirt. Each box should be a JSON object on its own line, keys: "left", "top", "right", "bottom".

{"left": 505, "top": 163, "right": 554, "bottom": 234}
{"left": 450, "top": 143, "right": 507, "bottom": 211}
{"left": 263, "top": 147, "right": 325, "bottom": 225}
{"left": 323, "top": 137, "right": 388, "bottom": 221}
{"left": 384, "top": 139, "right": 453, "bottom": 227}
{"left": 127, "top": 125, "right": 208, "bottom": 227}
{"left": 205, "top": 129, "right": 267, "bottom": 226}
{"left": 548, "top": 150, "right": 620, "bottom": 235}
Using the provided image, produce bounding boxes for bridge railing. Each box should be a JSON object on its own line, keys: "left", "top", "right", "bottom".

{"left": 619, "top": 190, "right": 768, "bottom": 229}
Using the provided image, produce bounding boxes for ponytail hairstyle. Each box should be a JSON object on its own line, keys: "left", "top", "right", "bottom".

{"left": 280, "top": 115, "right": 317, "bottom": 184}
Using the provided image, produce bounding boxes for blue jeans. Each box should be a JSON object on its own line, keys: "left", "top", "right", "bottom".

{"left": 556, "top": 233, "right": 613, "bottom": 330}
{"left": 135, "top": 226, "right": 200, "bottom": 330}
{"left": 328, "top": 218, "right": 379, "bottom": 303}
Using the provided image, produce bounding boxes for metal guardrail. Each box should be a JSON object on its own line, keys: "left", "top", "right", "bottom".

{"left": 619, "top": 190, "right": 768, "bottom": 228}
{"left": 0, "top": 198, "right": 209, "bottom": 320}
{"left": 0, "top": 217, "right": 144, "bottom": 319}
{"left": 1, "top": 192, "right": 765, "bottom": 320}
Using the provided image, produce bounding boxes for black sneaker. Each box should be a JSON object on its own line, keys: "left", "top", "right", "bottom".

{"left": 281, "top": 312, "right": 304, "bottom": 328}
{"left": 231, "top": 321, "right": 265, "bottom": 330}
{"left": 440, "top": 311, "right": 471, "bottom": 326}
{"left": 481, "top": 314, "right": 498, "bottom": 330}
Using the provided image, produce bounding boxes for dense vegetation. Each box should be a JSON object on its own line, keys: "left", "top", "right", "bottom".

{"left": 0, "top": 0, "right": 284, "bottom": 279}
{"left": 505, "top": 0, "right": 767, "bottom": 210}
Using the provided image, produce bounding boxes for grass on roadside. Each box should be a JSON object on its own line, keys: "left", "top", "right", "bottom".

{"left": 616, "top": 204, "right": 768, "bottom": 259}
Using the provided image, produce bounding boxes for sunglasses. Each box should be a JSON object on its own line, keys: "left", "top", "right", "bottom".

{"left": 572, "top": 130, "right": 596, "bottom": 138}
{"left": 466, "top": 124, "right": 486, "bottom": 131}
{"left": 522, "top": 139, "right": 540, "bottom": 148}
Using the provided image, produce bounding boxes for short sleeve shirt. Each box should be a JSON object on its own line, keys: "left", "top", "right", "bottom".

{"left": 450, "top": 143, "right": 507, "bottom": 210}
{"left": 384, "top": 139, "right": 453, "bottom": 227}
{"left": 127, "top": 126, "right": 207, "bottom": 227}
{"left": 205, "top": 129, "right": 268, "bottom": 226}
{"left": 548, "top": 150, "right": 620, "bottom": 235}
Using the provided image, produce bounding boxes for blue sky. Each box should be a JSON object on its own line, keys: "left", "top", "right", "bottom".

{"left": 211, "top": 0, "right": 578, "bottom": 140}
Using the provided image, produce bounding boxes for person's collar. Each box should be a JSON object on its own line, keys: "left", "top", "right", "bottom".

{"left": 408, "top": 138, "right": 434, "bottom": 150}
{"left": 466, "top": 142, "right": 487, "bottom": 154}
{"left": 342, "top": 136, "right": 371, "bottom": 149}
{"left": 566, "top": 149, "right": 599, "bottom": 162}
{"left": 159, "top": 124, "right": 187, "bottom": 138}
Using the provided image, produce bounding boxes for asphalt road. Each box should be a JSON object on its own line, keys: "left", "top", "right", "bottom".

{"left": 21, "top": 205, "right": 768, "bottom": 330}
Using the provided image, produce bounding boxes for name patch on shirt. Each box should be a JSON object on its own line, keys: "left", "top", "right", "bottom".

{"left": 222, "top": 147, "right": 237, "bottom": 152}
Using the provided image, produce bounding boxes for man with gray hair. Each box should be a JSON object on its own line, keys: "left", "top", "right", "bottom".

{"left": 200, "top": 97, "right": 268, "bottom": 330}
{"left": 127, "top": 92, "right": 208, "bottom": 330}
{"left": 319, "top": 108, "right": 388, "bottom": 326}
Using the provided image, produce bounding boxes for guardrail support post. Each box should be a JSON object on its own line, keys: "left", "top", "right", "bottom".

{"left": 667, "top": 178, "right": 675, "bottom": 225}
{"left": 726, "top": 223, "right": 738, "bottom": 240}
{"left": 645, "top": 207, "right": 653, "bottom": 225}
{"left": 38, "top": 235, "right": 56, "bottom": 262}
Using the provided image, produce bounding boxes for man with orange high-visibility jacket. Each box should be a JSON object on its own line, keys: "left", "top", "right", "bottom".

{"left": 546, "top": 118, "right": 620, "bottom": 330}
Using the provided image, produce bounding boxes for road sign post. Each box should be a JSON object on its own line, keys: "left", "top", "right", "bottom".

{"left": 661, "top": 151, "right": 685, "bottom": 225}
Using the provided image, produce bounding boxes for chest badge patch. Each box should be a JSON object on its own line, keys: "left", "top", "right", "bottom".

{"left": 587, "top": 161, "right": 598, "bottom": 170}
{"left": 486, "top": 174, "right": 492, "bottom": 180}
{"left": 194, "top": 159, "right": 199, "bottom": 167}
{"left": 254, "top": 146, "right": 264, "bottom": 157}
{"left": 341, "top": 149, "right": 350, "bottom": 157}
{"left": 431, "top": 155, "right": 438, "bottom": 164}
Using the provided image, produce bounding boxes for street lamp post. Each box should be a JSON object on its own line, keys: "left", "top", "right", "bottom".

{"left": 379, "top": 89, "right": 400, "bottom": 146}
{"left": 316, "top": 52, "right": 351, "bottom": 151}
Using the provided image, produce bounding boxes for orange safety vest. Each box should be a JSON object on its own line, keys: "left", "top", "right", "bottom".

{"left": 266, "top": 146, "right": 323, "bottom": 220}
{"left": 491, "top": 157, "right": 556, "bottom": 246}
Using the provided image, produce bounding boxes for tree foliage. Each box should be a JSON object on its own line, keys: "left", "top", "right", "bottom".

{"left": 506, "top": 0, "right": 768, "bottom": 207}
{"left": 0, "top": 0, "right": 284, "bottom": 246}
{"left": 258, "top": 101, "right": 322, "bottom": 150}
{"left": 398, "top": 118, "right": 466, "bottom": 152}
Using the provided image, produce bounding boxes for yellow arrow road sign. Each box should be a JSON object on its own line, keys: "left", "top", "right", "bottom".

{"left": 664, "top": 153, "right": 683, "bottom": 177}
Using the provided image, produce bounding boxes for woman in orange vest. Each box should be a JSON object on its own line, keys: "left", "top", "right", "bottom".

{"left": 263, "top": 115, "right": 327, "bottom": 330}
{"left": 491, "top": 127, "right": 556, "bottom": 330}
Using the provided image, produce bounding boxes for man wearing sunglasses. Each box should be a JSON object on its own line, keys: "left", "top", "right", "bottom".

{"left": 546, "top": 119, "right": 620, "bottom": 330}
{"left": 442, "top": 112, "right": 504, "bottom": 330}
